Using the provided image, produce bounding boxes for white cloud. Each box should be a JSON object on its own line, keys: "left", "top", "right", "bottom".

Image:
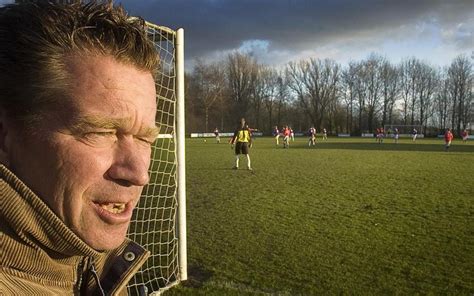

{"left": 0, "top": 0, "right": 14, "bottom": 5}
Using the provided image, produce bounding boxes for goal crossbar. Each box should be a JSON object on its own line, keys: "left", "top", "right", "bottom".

{"left": 384, "top": 124, "right": 424, "bottom": 137}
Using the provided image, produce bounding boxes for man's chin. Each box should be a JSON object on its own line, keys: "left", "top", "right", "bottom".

{"left": 91, "top": 238, "right": 126, "bottom": 251}
{"left": 80, "top": 228, "right": 128, "bottom": 251}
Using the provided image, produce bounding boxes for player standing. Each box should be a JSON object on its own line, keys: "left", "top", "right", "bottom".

{"left": 322, "top": 128, "right": 327, "bottom": 140}
{"left": 230, "top": 118, "right": 253, "bottom": 170}
{"left": 377, "top": 127, "right": 384, "bottom": 144}
{"left": 273, "top": 125, "right": 280, "bottom": 146}
{"left": 214, "top": 127, "right": 220, "bottom": 143}
{"left": 461, "top": 129, "right": 469, "bottom": 143}
{"left": 412, "top": 128, "right": 418, "bottom": 142}
{"left": 308, "top": 127, "right": 316, "bottom": 147}
{"left": 444, "top": 128, "right": 454, "bottom": 151}
{"left": 394, "top": 128, "right": 399, "bottom": 144}
{"left": 290, "top": 127, "right": 295, "bottom": 142}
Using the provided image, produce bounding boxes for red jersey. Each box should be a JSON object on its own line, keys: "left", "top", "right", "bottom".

{"left": 283, "top": 128, "right": 290, "bottom": 136}
{"left": 444, "top": 131, "right": 453, "bottom": 142}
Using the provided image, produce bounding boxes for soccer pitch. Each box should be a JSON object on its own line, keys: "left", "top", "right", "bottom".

{"left": 166, "top": 137, "right": 474, "bottom": 295}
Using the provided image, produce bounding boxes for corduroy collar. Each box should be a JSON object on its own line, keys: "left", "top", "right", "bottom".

{"left": 1, "top": 164, "right": 150, "bottom": 294}
{"left": 1, "top": 164, "right": 103, "bottom": 258}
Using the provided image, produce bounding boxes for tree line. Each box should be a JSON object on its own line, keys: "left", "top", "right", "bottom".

{"left": 185, "top": 52, "right": 473, "bottom": 136}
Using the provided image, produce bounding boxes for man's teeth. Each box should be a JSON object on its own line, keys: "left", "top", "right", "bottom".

{"left": 100, "top": 203, "right": 126, "bottom": 214}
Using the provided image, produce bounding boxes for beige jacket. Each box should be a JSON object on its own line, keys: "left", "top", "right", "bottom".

{"left": 0, "top": 165, "right": 150, "bottom": 295}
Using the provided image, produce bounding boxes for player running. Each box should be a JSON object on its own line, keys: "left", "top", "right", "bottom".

{"left": 272, "top": 126, "right": 280, "bottom": 146}
{"left": 444, "top": 128, "right": 454, "bottom": 151}
{"left": 283, "top": 125, "right": 291, "bottom": 148}
{"left": 230, "top": 118, "right": 253, "bottom": 170}
{"left": 322, "top": 128, "right": 327, "bottom": 140}
{"left": 308, "top": 126, "right": 316, "bottom": 147}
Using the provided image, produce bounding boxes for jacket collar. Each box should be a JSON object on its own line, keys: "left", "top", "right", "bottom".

{"left": 1, "top": 164, "right": 150, "bottom": 294}
{"left": 1, "top": 164, "right": 102, "bottom": 258}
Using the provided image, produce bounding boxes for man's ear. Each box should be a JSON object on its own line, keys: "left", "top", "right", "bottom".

{"left": 0, "top": 107, "right": 11, "bottom": 166}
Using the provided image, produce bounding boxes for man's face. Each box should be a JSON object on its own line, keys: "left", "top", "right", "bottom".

{"left": 7, "top": 55, "right": 157, "bottom": 250}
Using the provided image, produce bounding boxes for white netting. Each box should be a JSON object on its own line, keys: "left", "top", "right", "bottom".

{"left": 127, "top": 23, "right": 180, "bottom": 295}
{"left": 384, "top": 124, "right": 424, "bottom": 137}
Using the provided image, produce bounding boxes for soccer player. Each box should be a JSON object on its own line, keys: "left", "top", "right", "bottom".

{"left": 290, "top": 127, "right": 295, "bottom": 142}
{"left": 273, "top": 125, "right": 280, "bottom": 146}
{"left": 394, "top": 128, "right": 400, "bottom": 144}
{"left": 461, "top": 129, "right": 469, "bottom": 143}
{"left": 322, "top": 128, "right": 328, "bottom": 140}
{"left": 214, "top": 127, "right": 220, "bottom": 143}
{"left": 246, "top": 124, "right": 258, "bottom": 134}
{"left": 230, "top": 118, "right": 253, "bottom": 170}
{"left": 412, "top": 128, "right": 418, "bottom": 142}
{"left": 308, "top": 127, "right": 316, "bottom": 147}
{"left": 377, "top": 127, "right": 384, "bottom": 144}
{"left": 283, "top": 125, "right": 291, "bottom": 148}
{"left": 444, "top": 128, "right": 454, "bottom": 151}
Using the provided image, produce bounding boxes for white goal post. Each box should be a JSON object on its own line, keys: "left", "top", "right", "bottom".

{"left": 126, "top": 23, "right": 187, "bottom": 295}
{"left": 383, "top": 124, "right": 424, "bottom": 138}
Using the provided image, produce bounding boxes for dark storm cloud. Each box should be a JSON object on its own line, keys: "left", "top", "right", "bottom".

{"left": 120, "top": 0, "right": 472, "bottom": 62}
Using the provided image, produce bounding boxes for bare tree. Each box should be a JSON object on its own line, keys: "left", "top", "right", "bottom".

{"left": 261, "top": 68, "right": 280, "bottom": 131}
{"left": 184, "top": 53, "right": 470, "bottom": 135}
{"left": 286, "top": 58, "right": 340, "bottom": 130}
{"left": 353, "top": 62, "right": 367, "bottom": 133}
{"left": 355, "top": 54, "right": 384, "bottom": 132}
{"left": 190, "top": 59, "right": 226, "bottom": 132}
{"left": 380, "top": 60, "right": 400, "bottom": 127}
{"left": 227, "top": 52, "right": 258, "bottom": 123}
{"left": 447, "top": 55, "right": 473, "bottom": 133}
{"left": 276, "top": 74, "right": 289, "bottom": 127}
{"left": 400, "top": 58, "right": 418, "bottom": 125}
{"left": 435, "top": 70, "right": 450, "bottom": 130}
{"left": 341, "top": 61, "right": 358, "bottom": 133}
{"left": 415, "top": 62, "right": 438, "bottom": 133}
{"left": 249, "top": 64, "right": 268, "bottom": 129}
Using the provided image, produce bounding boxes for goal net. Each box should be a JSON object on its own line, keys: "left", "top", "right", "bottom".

{"left": 384, "top": 124, "right": 424, "bottom": 138}
{"left": 127, "top": 23, "right": 186, "bottom": 295}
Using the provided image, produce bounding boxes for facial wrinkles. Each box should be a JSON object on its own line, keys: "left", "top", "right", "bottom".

{"left": 13, "top": 55, "right": 158, "bottom": 250}
{"left": 65, "top": 55, "right": 156, "bottom": 122}
{"left": 86, "top": 73, "right": 156, "bottom": 133}
{"left": 51, "top": 136, "right": 96, "bottom": 221}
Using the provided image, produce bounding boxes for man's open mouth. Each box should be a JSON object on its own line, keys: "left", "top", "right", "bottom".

{"left": 98, "top": 202, "right": 126, "bottom": 214}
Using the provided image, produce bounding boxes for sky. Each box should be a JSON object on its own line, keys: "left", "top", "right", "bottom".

{"left": 1, "top": 0, "right": 473, "bottom": 69}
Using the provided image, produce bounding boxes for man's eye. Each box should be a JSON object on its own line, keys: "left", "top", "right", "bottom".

{"left": 135, "top": 136, "right": 155, "bottom": 146}
{"left": 81, "top": 131, "right": 117, "bottom": 146}
{"left": 86, "top": 131, "right": 116, "bottom": 138}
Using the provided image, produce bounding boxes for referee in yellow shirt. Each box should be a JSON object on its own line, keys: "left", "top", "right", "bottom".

{"left": 230, "top": 118, "right": 253, "bottom": 170}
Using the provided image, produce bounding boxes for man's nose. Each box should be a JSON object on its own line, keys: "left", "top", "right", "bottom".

{"left": 107, "top": 137, "right": 150, "bottom": 187}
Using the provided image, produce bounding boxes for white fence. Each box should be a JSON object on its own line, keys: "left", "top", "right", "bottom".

{"left": 190, "top": 132, "right": 263, "bottom": 138}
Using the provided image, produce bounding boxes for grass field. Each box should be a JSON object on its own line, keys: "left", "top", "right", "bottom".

{"left": 164, "top": 136, "right": 474, "bottom": 295}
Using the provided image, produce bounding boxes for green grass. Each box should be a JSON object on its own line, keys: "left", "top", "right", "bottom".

{"left": 165, "top": 137, "right": 474, "bottom": 295}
